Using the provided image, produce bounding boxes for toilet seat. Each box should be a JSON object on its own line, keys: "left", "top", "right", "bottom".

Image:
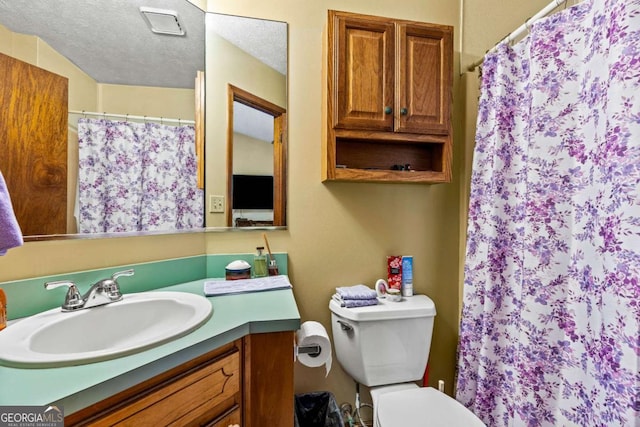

{"left": 376, "top": 387, "right": 486, "bottom": 427}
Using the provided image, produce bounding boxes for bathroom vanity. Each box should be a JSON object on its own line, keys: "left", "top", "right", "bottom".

{"left": 66, "top": 331, "right": 293, "bottom": 426}
{"left": 0, "top": 280, "right": 300, "bottom": 427}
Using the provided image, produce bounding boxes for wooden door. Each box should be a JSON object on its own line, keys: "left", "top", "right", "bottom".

{"left": 226, "top": 85, "right": 287, "bottom": 227}
{"left": 272, "top": 114, "right": 287, "bottom": 226}
{"left": 331, "top": 11, "right": 394, "bottom": 131}
{"left": 396, "top": 23, "right": 452, "bottom": 135}
{"left": 0, "top": 53, "right": 68, "bottom": 235}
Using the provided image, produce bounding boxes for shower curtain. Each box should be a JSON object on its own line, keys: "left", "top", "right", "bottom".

{"left": 456, "top": 1, "right": 640, "bottom": 426}
{"left": 77, "top": 118, "right": 203, "bottom": 233}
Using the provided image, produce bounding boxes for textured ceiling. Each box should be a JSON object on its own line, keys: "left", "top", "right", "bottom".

{"left": 0, "top": 0, "right": 287, "bottom": 89}
{"left": 208, "top": 13, "right": 287, "bottom": 75}
{"left": 0, "top": 0, "right": 205, "bottom": 88}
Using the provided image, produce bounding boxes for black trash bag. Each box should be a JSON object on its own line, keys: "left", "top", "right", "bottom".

{"left": 294, "top": 391, "right": 345, "bottom": 427}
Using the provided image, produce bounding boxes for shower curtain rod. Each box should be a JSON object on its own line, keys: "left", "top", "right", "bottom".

{"left": 467, "top": 0, "right": 568, "bottom": 71}
{"left": 68, "top": 110, "right": 195, "bottom": 125}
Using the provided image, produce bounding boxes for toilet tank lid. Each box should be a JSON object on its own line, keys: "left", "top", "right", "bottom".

{"left": 329, "top": 294, "right": 436, "bottom": 321}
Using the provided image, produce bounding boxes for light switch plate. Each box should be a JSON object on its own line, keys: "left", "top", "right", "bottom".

{"left": 209, "top": 195, "right": 224, "bottom": 213}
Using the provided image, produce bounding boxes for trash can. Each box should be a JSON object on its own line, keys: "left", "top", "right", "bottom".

{"left": 294, "top": 391, "right": 344, "bottom": 427}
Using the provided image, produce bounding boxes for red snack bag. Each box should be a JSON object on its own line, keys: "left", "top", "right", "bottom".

{"left": 387, "top": 256, "right": 403, "bottom": 291}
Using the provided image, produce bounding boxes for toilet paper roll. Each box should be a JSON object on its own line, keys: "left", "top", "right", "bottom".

{"left": 296, "top": 321, "right": 332, "bottom": 377}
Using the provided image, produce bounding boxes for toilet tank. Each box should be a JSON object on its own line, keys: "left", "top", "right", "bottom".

{"left": 329, "top": 295, "right": 436, "bottom": 387}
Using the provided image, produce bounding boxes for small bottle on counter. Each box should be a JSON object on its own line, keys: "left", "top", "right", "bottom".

{"left": 253, "top": 246, "right": 268, "bottom": 278}
{"left": 268, "top": 259, "right": 280, "bottom": 276}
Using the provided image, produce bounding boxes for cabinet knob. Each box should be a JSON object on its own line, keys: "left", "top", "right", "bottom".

{"left": 384, "top": 106, "right": 392, "bottom": 115}
{"left": 400, "top": 108, "right": 408, "bottom": 115}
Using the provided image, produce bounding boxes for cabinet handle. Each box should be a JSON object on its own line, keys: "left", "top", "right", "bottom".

{"left": 400, "top": 108, "right": 408, "bottom": 115}
{"left": 384, "top": 106, "right": 392, "bottom": 115}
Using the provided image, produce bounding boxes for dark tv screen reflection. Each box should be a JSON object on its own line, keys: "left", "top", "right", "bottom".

{"left": 232, "top": 175, "right": 274, "bottom": 210}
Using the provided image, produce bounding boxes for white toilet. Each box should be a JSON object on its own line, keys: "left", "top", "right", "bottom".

{"left": 329, "top": 294, "right": 485, "bottom": 426}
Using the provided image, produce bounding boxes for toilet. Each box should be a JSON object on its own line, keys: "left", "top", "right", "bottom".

{"left": 329, "top": 294, "right": 485, "bottom": 426}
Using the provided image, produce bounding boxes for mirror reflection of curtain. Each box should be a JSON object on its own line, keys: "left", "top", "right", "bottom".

{"left": 77, "top": 118, "right": 203, "bottom": 233}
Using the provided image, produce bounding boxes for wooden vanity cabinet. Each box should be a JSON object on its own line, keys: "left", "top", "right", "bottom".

{"left": 66, "top": 331, "right": 295, "bottom": 427}
{"left": 324, "top": 10, "right": 453, "bottom": 183}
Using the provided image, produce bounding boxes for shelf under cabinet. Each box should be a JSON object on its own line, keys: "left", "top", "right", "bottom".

{"left": 323, "top": 131, "right": 451, "bottom": 183}
{"left": 332, "top": 167, "right": 449, "bottom": 183}
{"left": 336, "top": 138, "right": 443, "bottom": 171}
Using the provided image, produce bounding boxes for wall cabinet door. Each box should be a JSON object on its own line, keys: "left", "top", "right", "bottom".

{"left": 332, "top": 14, "right": 394, "bottom": 131}
{"left": 396, "top": 23, "right": 452, "bottom": 135}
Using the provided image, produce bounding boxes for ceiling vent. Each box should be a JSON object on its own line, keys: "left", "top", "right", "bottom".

{"left": 139, "top": 7, "right": 185, "bottom": 36}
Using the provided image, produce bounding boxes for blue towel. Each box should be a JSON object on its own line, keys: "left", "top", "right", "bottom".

{"left": 332, "top": 294, "right": 378, "bottom": 308}
{"left": 335, "top": 284, "right": 378, "bottom": 300}
{"left": 0, "top": 171, "right": 23, "bottom": 255}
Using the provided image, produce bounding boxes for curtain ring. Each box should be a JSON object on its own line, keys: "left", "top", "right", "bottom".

{"left": 125, "top": 114, "right": 129, "bottom": 122}
{"left": 144, "top": 115, "right": 147, "bottom": 123}
{"left": 178, "top": 118, "right": 182, "bottom": 126}
{"left": 161, "top": 117, "right": 164, "bottom": 125}
{"left": 525, "top": 16, "right": 533, "bottom": 32}
{"left": 499, "top": 33, "right": 511, "bottom": 47}
{"left": 82, "top": 110, "right": 87, "bottom": 119}
{"left": 505, "top": 34, "right": 514, "bottom": 46}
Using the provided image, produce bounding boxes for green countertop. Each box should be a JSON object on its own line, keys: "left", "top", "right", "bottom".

{"left": 0, "top": 279, "right": 301, "bottom": 415}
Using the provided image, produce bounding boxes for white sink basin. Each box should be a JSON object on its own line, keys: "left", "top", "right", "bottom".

{"left": 0, "top": 292, "right": 212, "bottom": 368}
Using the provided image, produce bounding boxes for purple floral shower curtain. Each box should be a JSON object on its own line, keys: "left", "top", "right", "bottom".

{"left": 77, "top": 118, "right": 203, "bottom": 233}
{"left": 456, "top": 1, "right": 640, "bottom": 426}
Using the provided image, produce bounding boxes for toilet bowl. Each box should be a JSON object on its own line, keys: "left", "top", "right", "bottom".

{"left": 371, "top": 383, "right": 485, "bottom": 426}
{"left": 329, "top": 295, "right": 485, "bottom": 426}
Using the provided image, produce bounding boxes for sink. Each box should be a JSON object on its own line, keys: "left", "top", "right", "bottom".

{"left": 0, "top": 292, "right": 212, "bottom": 368}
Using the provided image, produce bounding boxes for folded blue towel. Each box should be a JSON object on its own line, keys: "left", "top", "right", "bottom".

{"left": 335, "top": 284, "right": 378, "bottom": 300}
{"left": 332, "top": 294, "right": 378, "bottom": 308}
{"left": 0, "top": 171, "right": 23, "bottom": 256}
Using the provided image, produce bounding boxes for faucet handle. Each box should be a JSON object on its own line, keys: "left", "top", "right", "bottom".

{"left": 112, "top": 269, "right": 134, "bottom": 281}
{"left": 44, "top": 281, "right": 84, "bottom": 311}
{"left": 104, "top": 269, "right": 134, "bottom": 300}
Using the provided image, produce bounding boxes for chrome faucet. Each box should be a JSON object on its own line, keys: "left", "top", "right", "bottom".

{"left": 44, "top": 269, "right": 135, "bottom": 311}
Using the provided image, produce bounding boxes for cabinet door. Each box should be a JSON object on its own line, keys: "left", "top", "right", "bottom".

{"left": 66, "top": 343, "right": 242, "bottom": 427}
{"left": 396, "top": 23, "right": 452, "bottom": 135}
{"left": 243, "top": 331, "right": 295, "bottom": 427}
{"left": 103, "top": 351, "right": 240, "bottom": 426}
{"left": 331, "top": 13, "right": 394, "bottom": 131}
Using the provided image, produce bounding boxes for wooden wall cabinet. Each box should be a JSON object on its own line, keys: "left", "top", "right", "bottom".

{"left": 323, "top": 10, "right": 453, "bottom": 183}
{"left": 66, "top": 331, "right": 295, "bottom": 427}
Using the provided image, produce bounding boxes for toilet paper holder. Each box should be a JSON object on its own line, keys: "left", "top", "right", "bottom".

{"left": 297, "top": 344, "right": 321, "bottom": 358}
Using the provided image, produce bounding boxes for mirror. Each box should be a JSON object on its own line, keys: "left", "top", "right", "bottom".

{"left": 204, "top": 13, "right": 287, "bottom": 228}
{"left": 0, "top": 2, "right": 288, "bottom": 238}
